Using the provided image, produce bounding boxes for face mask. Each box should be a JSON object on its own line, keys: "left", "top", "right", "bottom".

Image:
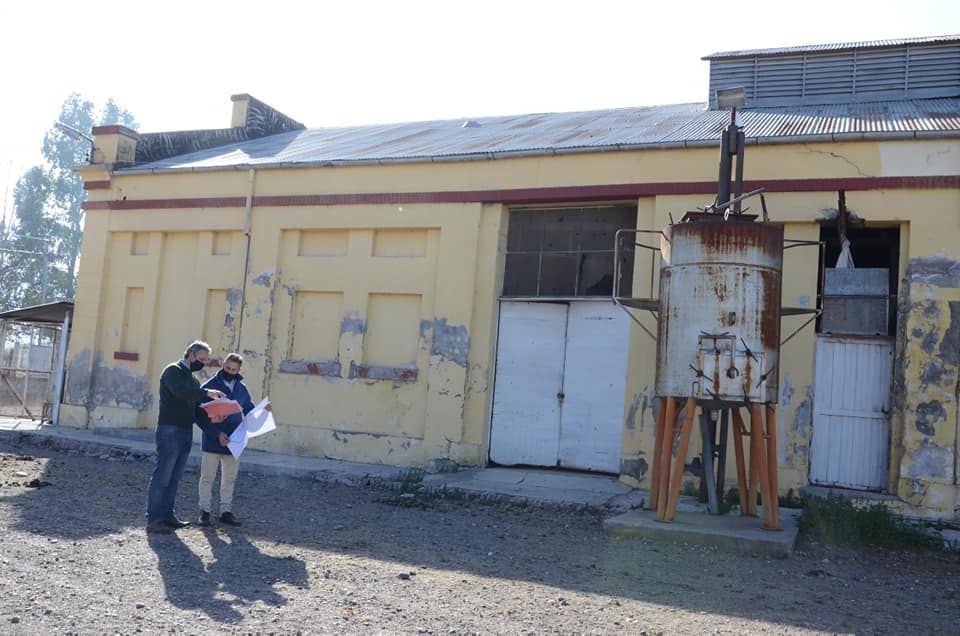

{"left": 221, "top": 371, "right": 238, "bottom": 382}
{"left": 189, "top": 360, "right": 205, "bottom": 372}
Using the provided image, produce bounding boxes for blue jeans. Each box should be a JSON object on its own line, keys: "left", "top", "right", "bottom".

{"left": 145, "top": 425, "right": 193, "bottom": 524}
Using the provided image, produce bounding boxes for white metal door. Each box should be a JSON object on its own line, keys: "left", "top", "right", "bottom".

{"left": 489, "top": 302, "right": 567, "bottom": 466}
{"left": 810, "top": 336, "right": 893, "bottom": 490}
{"left": 558, "top": 302, "right": 629, "bottom": 472}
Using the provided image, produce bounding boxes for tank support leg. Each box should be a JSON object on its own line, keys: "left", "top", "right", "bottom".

{"left": 655, "top": 397, "right": 677, "bottom": 520}
{"left": 664, "top": 396, "right": 697, "bottom": 522}
{"left": 647, "top": 397, "right": 667, "bottom": 512}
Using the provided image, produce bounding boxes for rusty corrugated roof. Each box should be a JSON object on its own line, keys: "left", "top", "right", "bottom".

{"left": 119, "top": 98, "right": 960, "bottom": 173}
{"left": 703, "top": 34, "right": 960, "bottom": 60}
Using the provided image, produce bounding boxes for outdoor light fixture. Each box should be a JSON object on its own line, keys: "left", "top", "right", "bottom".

{"left": 716, "top": 87, "right": 747, "bottom": 109}
{"left": 54, "top": 121, "right": 94, "bottom": 144}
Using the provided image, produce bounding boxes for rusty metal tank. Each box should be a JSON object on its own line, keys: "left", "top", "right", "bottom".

{"left": 655, "top": 214, "right": 783, "bottom": 404}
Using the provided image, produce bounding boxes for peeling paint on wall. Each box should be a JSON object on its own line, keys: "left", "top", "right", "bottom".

{"left": 907, "top": 441, "right": 953, "bottom": 480}
{"left": 939, "top": 301, "right": 960, "bottom": 364}
{"left": 227, "top": 287, "right": 243, "bottom": 309}
{"left": 65, "top": 349, "right": 93, "bottom": 406}
{"left": 420, "top": 318, "right": 470, "bottom": 368}
{"left": 895, "top": 255, "right": 960, "bottom": 516}
{"left": 789, "top": 385, "right": 813, "bottom": 463}
{"left": 340, "top": 312, "right": 366, "bottom": 336}
{"left": 620, "top": 457, "right": 648, "bottom": 481}
{"left": 916, "top": 400, "right": 946, "bottom": 436}
{"left": 348, "top": 361, "right": 418, "bottom": 382}
{"left": 906, "top": 254, "right": 960, "bottom": 288}
{"left": 90, "top": 358, "right": 153, "bottom": 410}
{"left": 278, "top": 358, "right": 341, "bottom": 377}
{"left": 638, "top": 390, "right": 651, "bottom": 432}
{"left": 781, "top": 374, "right": 794, "bottom": 407}
{"left": 252, "top": 270, "right": 274, "bottom": 287}
{"left": 920, "top": 359, "right": 947, "bottom": 387}
{"left": 65, "top": 348, "right": 152, "bottom": 410}
{"left": 625, "top": 393, "right": 641, "bottom": 430}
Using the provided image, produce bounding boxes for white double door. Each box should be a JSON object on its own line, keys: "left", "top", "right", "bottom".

{"left": 489, "top": 300, "right": 629, "bottom": 473}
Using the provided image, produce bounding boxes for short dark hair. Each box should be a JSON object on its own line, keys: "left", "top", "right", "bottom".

{"left": 224, "top": 352, "right": 243, "bottom": 367}
{"left": 184, "top": 340, "right": 212, "bottom": 359}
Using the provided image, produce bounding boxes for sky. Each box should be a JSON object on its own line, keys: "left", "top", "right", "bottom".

{"left": 0, "top": 0, "right": 957, "bottom": 218}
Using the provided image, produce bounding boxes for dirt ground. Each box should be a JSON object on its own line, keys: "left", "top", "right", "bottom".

{"left": 1, "top": 437, "right": 959, "bottom": 634}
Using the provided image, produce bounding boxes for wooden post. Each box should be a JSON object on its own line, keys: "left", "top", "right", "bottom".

{"left": 656, "top": 397, "right": 677, "bottom": 520}
{"left": 647, "top": 397, "right": 667, "bottom": 511}
{"left": 750, "top": 403, "right": 773, "bottom": 528}
{"left": 731, "top": 408, "right": 750, "bottom": 516}
{"left": 764, "top": 403, "right": 781, "bottom": 530}
{"left": 664, "top": 396, "right": 698, "bottom": 522}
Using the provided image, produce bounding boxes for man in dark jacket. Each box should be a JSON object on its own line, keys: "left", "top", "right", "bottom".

{"left": 195, "top": 352, "right": 257, "bottom": 527}
{"left": 145, "top": 341, "right": 225, "bottom": 534}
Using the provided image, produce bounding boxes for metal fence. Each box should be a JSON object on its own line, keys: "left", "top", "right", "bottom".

{"left": 0, "top": 319, "right": 61, "bottom": 420}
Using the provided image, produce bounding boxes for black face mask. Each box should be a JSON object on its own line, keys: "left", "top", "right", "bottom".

{"left": 189, "top": 360, "right": 205, "bottom": 372}
{"left": 221, "top": 371, "right": 238, "bottom": 382}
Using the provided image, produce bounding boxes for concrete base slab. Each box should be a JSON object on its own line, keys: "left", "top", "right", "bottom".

{"left": 603, "top": 507, "right": 801, "bottom": 557}
{"left": 422, "top": 467, "right": 646, "bottom": 508}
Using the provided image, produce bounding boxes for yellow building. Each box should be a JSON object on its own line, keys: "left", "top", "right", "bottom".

{"left": 63, "top": 35, "right": 960, "bottom": 519}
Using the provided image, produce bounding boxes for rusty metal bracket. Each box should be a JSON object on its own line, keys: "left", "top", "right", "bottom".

{"left": 780, "top": 309, "right": 822, "bottom": 346}
{"left": 613, "top": 304, "right": 657, "bottom": 341}
{"left": 704, "top": 188, "right": 766, "bottom": 215}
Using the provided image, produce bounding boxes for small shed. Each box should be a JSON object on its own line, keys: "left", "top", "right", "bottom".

{"left": 0, "top": 301, "right": 73, "bottom": 421}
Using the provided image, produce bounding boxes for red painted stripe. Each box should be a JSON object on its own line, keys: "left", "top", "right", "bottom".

{"left": 113, "top": 351, "right": 139, "bottom": 361}
{"left": 81, "top": 175, "right": 959, "bottom": 211}
{"left": 84, "top": 197, "right": 247, "bottom": 211}
{"left": 83, "top": 181, "right": 111, "bottom": 190}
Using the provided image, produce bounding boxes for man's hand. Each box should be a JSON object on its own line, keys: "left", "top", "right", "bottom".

{"left": 206, "top": 389, "right": 225, "bottom": 399}
{"left": 218, "top": 432, "right": 229, "bottom": 447}
{"left": 265, "top": 403, "right": 273, "bottom": 412}
{"left": 210, "top": 414, "right": 226, "bottom": 423}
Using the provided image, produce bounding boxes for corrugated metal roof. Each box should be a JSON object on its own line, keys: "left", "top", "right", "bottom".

{"left": 703, "top": 34, "right": 960, "bottom": 60}
{"left": 0, "top": 301, "right": 74, "bottom": 324}
{"left": 119, "top": 98, "right": 960, "bottom": 173}
{"left": 660, "top": 99, "right": 960, "bottom": 141}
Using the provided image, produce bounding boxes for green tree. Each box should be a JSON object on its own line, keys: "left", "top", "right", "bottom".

{"left": 0, "top": 94, "right": 137, "bottom": 310}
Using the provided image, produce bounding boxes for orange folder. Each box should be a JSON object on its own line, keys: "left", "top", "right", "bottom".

{"left": 201, "top": 398, "right": 242, "bottom": 418}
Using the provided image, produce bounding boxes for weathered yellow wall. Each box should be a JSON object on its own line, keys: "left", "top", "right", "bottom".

{"left": 65, "top": 137, "right": 960, "bottom": 517}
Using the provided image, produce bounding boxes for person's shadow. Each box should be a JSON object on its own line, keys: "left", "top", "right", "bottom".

{"left": 147, "top": 528, "right": 308, "bottom": 624}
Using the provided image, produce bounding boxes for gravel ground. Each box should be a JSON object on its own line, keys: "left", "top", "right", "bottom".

{"left": 1, "top": 436, "right": 959, "bottom": 634}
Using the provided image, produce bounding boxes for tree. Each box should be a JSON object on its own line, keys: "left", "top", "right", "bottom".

{"left": 0, "top": 95, "right": 137, "bottom": 310}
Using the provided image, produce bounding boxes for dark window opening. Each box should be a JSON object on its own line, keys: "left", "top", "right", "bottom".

{"left": 816, "top": 225, "right": 900, "bottom": 337}
{"left": 502, "top": 206, "right": 636, "bottom": 298}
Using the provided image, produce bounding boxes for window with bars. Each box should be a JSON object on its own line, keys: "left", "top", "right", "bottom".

{"left": 502, "top": 205, "right": 636, "bottom": 298}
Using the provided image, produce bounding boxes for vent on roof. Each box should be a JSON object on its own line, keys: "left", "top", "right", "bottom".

{"left": 707, "top": 39, "right": 960, "bottom": 108}
{"left": 461, "top": 119, "right": 481, "bottom": 128}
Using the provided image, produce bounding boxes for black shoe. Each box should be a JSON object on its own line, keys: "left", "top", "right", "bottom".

{"left": 163, "top": 517, "right": 192, "bottom": 529}
{"left": 197, "top": 511, "right": 211, "bottom": 527}
{"left": 146, "top": 522, "right": 173, "bottom": 534}
{"left": 219, "top": 512, "right": 241, "bottom": 526}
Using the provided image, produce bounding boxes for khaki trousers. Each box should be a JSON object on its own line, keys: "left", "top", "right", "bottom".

{"left": 198, "top": 451, "right": 240, "bottom": 513}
